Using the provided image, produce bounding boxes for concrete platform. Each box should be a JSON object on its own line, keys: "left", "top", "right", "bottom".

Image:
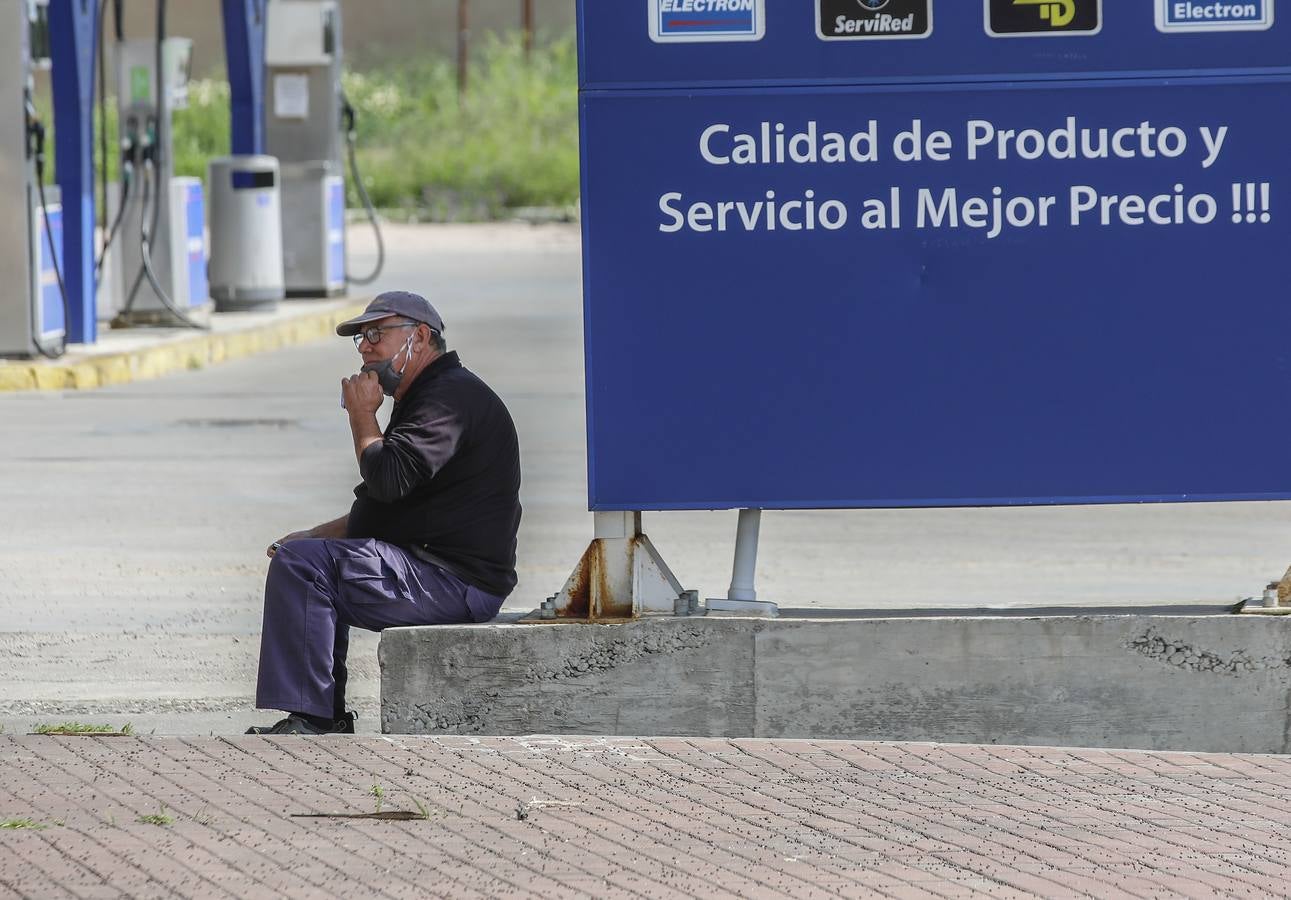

{"left": 0, "top": 297, "right": 367, "bottom": 392}
{"left": 380, "top": 614, "right": 1291, "bottom": 753}
{"left": 3, "top": 734, "right": 1290, "bottom": 898}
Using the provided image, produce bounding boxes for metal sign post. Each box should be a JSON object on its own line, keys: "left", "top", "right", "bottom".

{"left": 49, "top": 0, "right": 98, "bottom": 345}
{"left": 222, "top": 0, "right": 267, "bottom": 156}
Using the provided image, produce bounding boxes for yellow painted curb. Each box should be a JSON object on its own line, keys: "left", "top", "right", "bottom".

{"left": 0, "top": 302, "right": 368, "bottom": 393}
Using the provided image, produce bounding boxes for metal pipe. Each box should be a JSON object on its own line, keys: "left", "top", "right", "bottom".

{"left": 522, "top": 0, "right": 533, "bottom": 59}
{"left": 456, "top": 0, "right": 469, "bottom": 101}
{"left": 727, "top": 508, "right": 761, "bottom": 603}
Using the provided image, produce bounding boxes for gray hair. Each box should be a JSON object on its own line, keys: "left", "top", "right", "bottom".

{"left": 425, "top": 326, "right": 446, "bottom": 352}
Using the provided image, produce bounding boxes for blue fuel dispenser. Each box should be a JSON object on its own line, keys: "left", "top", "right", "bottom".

{"left": 0, "top": 0, "right": 96, "bottom": 359}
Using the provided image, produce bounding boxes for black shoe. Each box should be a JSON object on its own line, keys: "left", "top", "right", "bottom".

{"left": 245, "top": 712, "right": 356, "bottom": 735}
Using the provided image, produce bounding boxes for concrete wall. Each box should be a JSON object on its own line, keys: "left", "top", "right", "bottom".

{"left": 380, "top": 615, "right": 1291, "bottom": 753}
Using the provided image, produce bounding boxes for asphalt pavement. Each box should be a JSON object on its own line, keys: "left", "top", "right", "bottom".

{"left": 2, "top": 223, "right": 1291, "bottom": 735}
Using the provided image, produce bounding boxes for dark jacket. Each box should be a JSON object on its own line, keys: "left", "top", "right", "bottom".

{"left": 346, "top": 351, "right": 522, "bottom": 598}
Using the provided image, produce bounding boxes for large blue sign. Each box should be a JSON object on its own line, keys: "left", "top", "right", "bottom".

{"left": 577, "top": 1, "right": 1290, "bottom": 510}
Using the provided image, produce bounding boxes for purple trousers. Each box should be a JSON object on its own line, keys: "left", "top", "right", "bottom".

{"left": 255, "top": 537, "right": 504, "bottom": 720}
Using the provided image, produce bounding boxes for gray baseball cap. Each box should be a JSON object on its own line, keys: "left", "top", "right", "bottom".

{"left": 335, "top": 290, "right": 445, "bottom": 337}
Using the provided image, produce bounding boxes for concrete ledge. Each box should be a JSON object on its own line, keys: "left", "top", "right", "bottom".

{"left": 0, "top": 299, "right": 367, "bottom": 392}
{"left": 380, "top": 615, "right": 1291, "bottom": 753}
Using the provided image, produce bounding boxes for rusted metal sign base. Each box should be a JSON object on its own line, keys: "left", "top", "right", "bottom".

{"left": 528, "top": 512, "right": 693, "bottom": 623}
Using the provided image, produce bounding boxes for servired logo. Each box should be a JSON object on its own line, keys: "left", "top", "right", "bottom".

{"left": 817, "top": 0, "right": 933, "bottom": 40}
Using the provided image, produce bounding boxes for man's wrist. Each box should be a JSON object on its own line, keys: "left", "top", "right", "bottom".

{"left": 348, "top": 409, "right": 381, "bottom": 436}
{"left": 348, "top": 409, "right": 384, "bottom": 464}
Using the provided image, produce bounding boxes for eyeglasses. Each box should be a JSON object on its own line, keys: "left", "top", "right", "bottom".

{"left": 353, "top": 321, "right": 417, "bottom": 348}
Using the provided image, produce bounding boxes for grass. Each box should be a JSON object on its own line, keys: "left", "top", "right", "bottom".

{"left": 369, "top": 784, "right": 385, "bottom": 814}
{"left": 0, "top": 818, "right": 46, "bottom": 830}
{"left": 41, "top": 32, "right": 579, "bottom": 221}
{"left": 32, "top": 717, "right": 131, "bottom": 733}
{"left": 137, "top": 807, "right": 173, "bottom": 827}
{"left": 32, "top": 722, "right": 132, "bottom": 736}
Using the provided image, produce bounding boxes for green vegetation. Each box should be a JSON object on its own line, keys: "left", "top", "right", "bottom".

{"left": 171, "top": 78, "right": 231, "bottom": 188}
{"left": 0, "top": 818, "right": 46, "bottom": 830}
{"left": 340, "top": 33, "right": 580, "bottom": 218}
{"left": 137, "top": 807, "right": 173, "bottom": 827}
{"left": 33, "top": 722, "right": 132, "bottom": 736}
{"left": 369, "top": 783, "right": 385, "bottom": 814}
{"left": 56, "top": 33, "right": 579, "bottom": 221}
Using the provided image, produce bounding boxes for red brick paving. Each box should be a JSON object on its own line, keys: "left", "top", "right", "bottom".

{"left": 2, "top": 736, "right": 1290, "bottom": 898}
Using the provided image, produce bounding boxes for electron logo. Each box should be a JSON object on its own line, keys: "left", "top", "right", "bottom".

{"left": 648, "top": 0, "right": 766, "bottom": 43}
{"left": 1156, "top": 0, "right": 1274, "bottom": 32}
{"left": 986, "top": 0, "right": 1101, "bottom": 35}
{"left": 817, "top": 0, "right": 932, "bottom": 39}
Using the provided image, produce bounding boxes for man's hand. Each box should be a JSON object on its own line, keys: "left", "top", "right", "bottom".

{"left": 341, "top": 370, "right": 384, "bottom": 417}
{"left": 265, "top": 516, "right": 349, "bottom": 560}
{"left": 266, "top": 530, "right": 311, "bottom": 559}
{"left": 344, "top": 370, "right": 386, "bottom": 464}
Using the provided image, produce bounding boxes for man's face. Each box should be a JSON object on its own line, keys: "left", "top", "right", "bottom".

{"left": 356, "top": 316, "right": 417, "bottom": 366}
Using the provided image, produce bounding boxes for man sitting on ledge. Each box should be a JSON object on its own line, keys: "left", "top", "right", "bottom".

{"left": 247, "top": 290, "right": 522, "bottom": 735}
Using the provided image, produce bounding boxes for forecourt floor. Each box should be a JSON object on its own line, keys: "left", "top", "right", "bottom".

{"left": 2, "top": 734, "right": 1291, "bottom": 899}
{"left": 4, "top": 223, "right": 1291, "bottom": 736}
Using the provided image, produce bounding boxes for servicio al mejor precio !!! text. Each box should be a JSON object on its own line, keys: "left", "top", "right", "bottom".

{"left": 659, "top": 184, "right": 1241, "bottom": 238}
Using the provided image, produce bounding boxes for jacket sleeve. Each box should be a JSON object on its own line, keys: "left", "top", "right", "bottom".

{"left": 358, "top": 400, "right": 463, "bottom": 503}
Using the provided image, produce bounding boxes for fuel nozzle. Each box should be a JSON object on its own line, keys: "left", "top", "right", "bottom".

{"left": 139, "top": 116, "right": 158, "bottom": 164}
{"left": 341, "top": 94, "right": 357, "bottom": 143}
{"left": 122, "top": 115, "right": 142, "bottom": 172}
{"left": 27, "top": 118, "right": 46, "bottom": 168}
{"left": 23, "top": 94, "right": 46, "bottom": 167}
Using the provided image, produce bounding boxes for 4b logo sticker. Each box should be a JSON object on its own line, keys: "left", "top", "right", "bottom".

{"left": 986, "top": 0, "right": 1102, "bottom": 36}
{"left": 817, "top": 0, "right": 933, "bottom": 40}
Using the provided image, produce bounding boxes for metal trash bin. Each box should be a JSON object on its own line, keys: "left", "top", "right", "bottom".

{"left": 207, "top": 155, "right": 285, "bottom": 312}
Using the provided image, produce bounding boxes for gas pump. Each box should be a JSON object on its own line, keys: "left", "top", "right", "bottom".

{"left": 265, "top": 0, "right": 383, "bottom": 297}
{"left": 111, "top": 1, "right": 209, "bottom": 328}
{"left": 265, "top": 0, "right": 343, "bottom": 297}
{"left": 0, "top": 0, "right": 68, "bottom": 358}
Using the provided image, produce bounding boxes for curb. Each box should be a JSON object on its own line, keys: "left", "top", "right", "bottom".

{"left": 0, "top": 302, "right": 368, "bottom": 393}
